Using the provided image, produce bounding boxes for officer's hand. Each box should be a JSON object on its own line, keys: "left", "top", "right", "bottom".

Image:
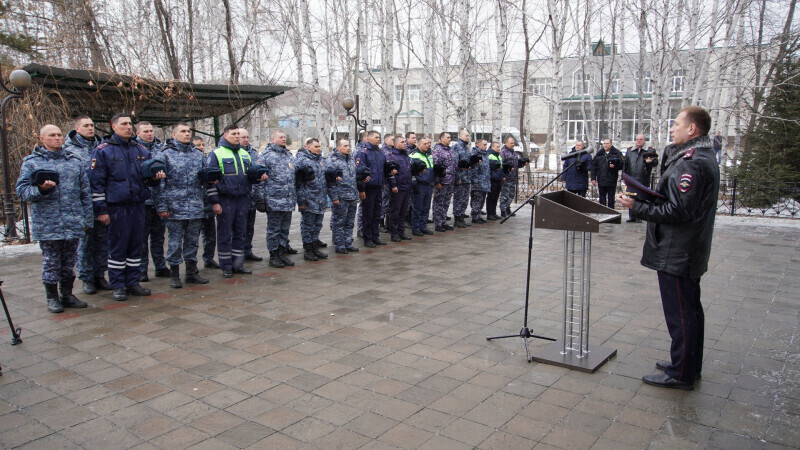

{"left": 511, "top": 167, "right": 515, "bottom": 172}
{"left": 456, "top": 181, "right": 461, "bottom": 185}
{"left": 38, "top": 180, "right": 56, "bottom": 191}
{"left": 336, "top": 177, "right": 342, "bottom": 182}
{"left": 211, "top": 180, "right": 219, "bottom": 184}
{"left": 158, "top": 211, "right": 170, "bottom": 219}
{"left": 259, "top": 174, "right": 268, "bottom": 182}
{"left": 609, "top": 164, "right": 615, "bottom": 169}
{"left": 390, "top": 169, "right": 398, "bottom": 176}
{"left": 97, "top": 214, "right": 110, "bottom": 225}
{"left": 212, "top": 204, "right": 222, "bottom": 215}
{"left": 359, "top": 192, "right": 366, "bottom": 200}
{"left": 421, "top": 168, "right": 427, "bottom": 174}
{"left": 591, "top": 180, "right": 597, "bottom": 186}
{"left": 617, "top": 194, "right": 634, "bottom": 209}
{"left": 84, "top": 227, "right": 89, "bottom": 231}
{"left": 299, "top": 205, "right": 306, "bottom": 211}
{"left": 332, "top": 200, "right": 340, "bottom": 206}
{"left": 435, "top": 183, "right": 442, "bottom": 190}
{"left": 502, "top": 177, "right": 506, "bottom": 182}
{"left": 645, "top": 158, "right": 653, "bottom": 164}
{"left": 472, "top": 185, "right": 479, "bottom": 189}
{"left": 392, "top": 187, "right": 398, "bottom": 194}
{"left": 154, "top": 171, "right": 166, "bottom": 179}
{"left": 364, "top": 176, "right": 371, "bottom": 183}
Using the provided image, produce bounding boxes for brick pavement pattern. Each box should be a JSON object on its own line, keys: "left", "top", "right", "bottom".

{"left": 1, "top": 210, "right": 798, "bottom": 449}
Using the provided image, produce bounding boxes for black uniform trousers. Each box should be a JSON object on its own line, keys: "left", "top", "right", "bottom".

{"left": 107, "top": 203, "right": 146, "bottom": 288}
{"left": 598, "top": 185, "right": 615, "bottom": 208}
{"left": 486, "top": 180, "right": 502, "bottom": 216}
{"left": 657, "top": 271, "right": 704, "bottom": 383}
{"left": 387, "top": 189, "right": 410, "bottom": 238}
{"left": 361, "top": 185, "right": 382, "bottom": 243}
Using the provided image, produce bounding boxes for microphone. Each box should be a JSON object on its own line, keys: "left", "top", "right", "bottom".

{"left": 561, "top": 149, "right": 590, "bottom": 160}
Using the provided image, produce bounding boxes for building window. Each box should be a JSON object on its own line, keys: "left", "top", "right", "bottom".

{"left": 395, "top": 84, "right": 422, "bottom": 102}
{"left": 566, "top": 109, "right": 585, "bottom": 141}
{"left": 635, "top": 70, "right": 652, "bottom": 94}
{"left": 447, "top": 83, "right": 461, "bottom": 100}
{"left": 572, "top": 71, "right": 591, "bottom": 96}
{"left": 529, "top": 77, "right": 552, "bottom": 97}
{"left": 608, "top": 72, "right": 620, "bottom": 94}
{"left": 478, "top": 81, "right": 492, "bottom": 100}
{"left": 372, "top": 119, "right": 381, "bottom": 125}
{"left": 672, "top": 69, "right": 684, "bottom": 93}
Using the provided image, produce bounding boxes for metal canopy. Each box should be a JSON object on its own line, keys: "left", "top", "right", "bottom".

{"left": 22, "top": 63, "right": 291, "bottom": 127}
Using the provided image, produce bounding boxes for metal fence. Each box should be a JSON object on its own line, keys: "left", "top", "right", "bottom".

{"left": 516, "top": 173, "right": 800, "bottom": 219}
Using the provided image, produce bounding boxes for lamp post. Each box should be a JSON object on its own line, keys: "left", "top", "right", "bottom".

{"left": 342, "top": 95, "right": 367, "bottom": 146}
{"left": 1, "top": 65, "right": 32, "bottom": 241}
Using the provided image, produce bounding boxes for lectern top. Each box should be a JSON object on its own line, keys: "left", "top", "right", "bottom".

{"left": 533, "top": 190, "right": 621, "bottom": 232}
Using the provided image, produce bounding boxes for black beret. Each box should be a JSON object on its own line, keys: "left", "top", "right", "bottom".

{"left": 198, "top": 167, "right": 222, "bottom": 183}
{"left": 469, "top": 154, "right": 482, "bottom": 167}
{"left": 356, "top": 166, "right": 371, "bottom": 182}
{"left": 433, "top": 163, "right": 446, "bottom": 178}
{"left": 384, "top": 161, "right": 400, "bottom": 176}
{"left": 247, "top": 164, "right": 269, "bottom": 183}
{"left": 141, "top": 158, "right": 167, "bottom": 179}
{"left": 457, "top": 159, "right": 470, "bottom": 169}
{"left": 30, "top": 168, "right": 60, "bottom": 186}
{"left": 410, "top": 159, "right": 427, "bottom": 176}
{"left": 623, "top": 173, "right": 666, "bottom": 203}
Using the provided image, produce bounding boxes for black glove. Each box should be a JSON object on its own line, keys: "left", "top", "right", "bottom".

{"left": 457, "top": 159, "right": 470, "bottom": 169}
{"left": 469, "top": 154, "right": 482, "bottom": 168}
{"left": 433, "top": 163, "right": 446, "bottom": 178}
{"left": 30, "top": 168, "right": 60, "bottom": 186}
{"left": 502, "top": 162, "right": 514, "bottom": 174}
{"left": 643, "top": 151, "right": 659, "bottom": 166}
{"left": 255, "top": 200, "right": 267, "bottom": 213}
{"left": 295, "top": 165, "right": 315, "bottom": 186}
{"left": 410, "top": 159, "right": 427, "bottom": 176}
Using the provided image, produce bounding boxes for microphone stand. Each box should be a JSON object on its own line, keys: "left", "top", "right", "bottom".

{"left": 486, "top": 157, "right": 582, "bottom": 361}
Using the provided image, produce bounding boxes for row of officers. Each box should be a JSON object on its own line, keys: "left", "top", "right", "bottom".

{"left": 16, "top": 115, "right": 535, "bottom": 314}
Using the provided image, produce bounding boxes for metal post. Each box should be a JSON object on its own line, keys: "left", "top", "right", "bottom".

{"left": 1, "top": 66, "right": 31, "bottom": 241}
{"left": 731, "top": 175, "right": 737, "bottom": 216}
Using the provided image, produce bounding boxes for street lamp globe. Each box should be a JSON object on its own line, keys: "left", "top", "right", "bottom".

{"left": 9, "top": 70, "right": 31, "bottom": 90}
{"left": 342, "top": 98, "right": 355, "bottom": 111}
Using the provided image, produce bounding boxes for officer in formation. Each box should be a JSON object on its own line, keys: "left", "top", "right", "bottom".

{"left": 90, "top": 113, "right": 164, "bottom": 301}
{"left": 469, "top": 139, "right": 490, "bottom": 224}
{"left": 386, "top": 134, "right": 412, "bottom": 242}
{"left": 256, "top": 130, "right": 297, "bottom": 268}
{"left": 623, "top": 134, "right": 658, "bottom": 222}
{"left": 486, "top": 141, "right": 506, "bottom": 220}
{"left": 591, "top": 138, "right": 624, "bottom": 208}
{"left": 432, "top": 132, "right": 456, "bottom": 232}
{"left": 499, "top": 136, "right": 520, "bottom": 218}
{"left": 326, "top": 138, "right": 360, "bottom": 254}
{"left": 240, "top": 129, "right": 264, "bottom": 261}
{"left": 561, "top": 140, "right": 592, "bottom": 197}
{"left": 193, "top": 136, "right": 219, "bottom": 269}
{"left": 151, "top": 123, "right": 209, "bottom": 288}
{"left": 379, "top": 134, "right": 395, "bottom": 233}
{"left": 356, "top": 130, "right": 390, "bottom": 247}
{"left": 409, "top": 136, "right": 434, "bottom": 235}
{"left": 136, "top": 121, "right": 168, "bottom": 282}
{"left": 62, "top": 115, "right": 110, "bottom": 295}
{"left": 16, "top": 125, "right": 93, "bottom": 313}
{"left": 451, "top": 129, "right": 472, "bottom": 228}
{"left": 295, "top": 138, "right": 329, "bottom": 261}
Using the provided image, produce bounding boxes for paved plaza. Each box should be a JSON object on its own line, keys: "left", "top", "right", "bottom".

{"left": 0, "top": 208, "right": 798, "bottom": 449}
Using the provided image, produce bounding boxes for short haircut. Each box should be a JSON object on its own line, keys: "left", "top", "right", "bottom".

{"left": 74, "top": 115, "right": 91, "bottom": 126}
{"left": 603, "top": 138, "right": 612, "bottom": 143}
{"left": 491, "top": 141, "right": 500, "bottom": 147}
{"left": 367, "top": 130, "right": 380, "bottom": 139}
{"left": 476, "top": 139, "right": 487, "bottom": 146}
{"left": 271, "top": 129, "right": 285, "bottom": 139}
{"left": 394, "top": 134, "right": 405, "bottom": 141}
{"left": 191, "top": 136, "right": 205, "bottom": 143}
{"left": 680, "top": 106, "right": 711, "bottom": 136}
{"left": 405, "top": 131, "right": 416, "bottom": 139}
{"left": 172, "top": 122, "right": 190, "bottom": 132}
{"left": 135, "top": 121, "right": 152, "bottom": 131}
{"left": 384, "top": 133, "right": 395, "bottom": 141}
{"left": 222, "top": 124, "right": 239, "bottom": 134}
{"left": 306, "top": 138, "right": 320, "bottom": 146}
{"left": 575, "top": 140, "right": 585, "bottom": 146}
{"left": 504, "top": 135, "right": 515, "bottom": 142}
{"left": 418, "top": 136, "right": 431, "bottom": 143}
{"left": 439, "top": 131, "right": 450, "bottom": 140}
{"left": 337, "top": 137, "right": 349, "bottom": 147}
{"left": 110, "top": 113, "right": 131, "bottom": 125}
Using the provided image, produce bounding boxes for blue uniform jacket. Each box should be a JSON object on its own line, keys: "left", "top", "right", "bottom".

{"left": 257, "top": 143, "right": 296, "bottom": 212}
{"left": 89, "top": 133, "right": 153, "bottom": 215}
{"left": 489, "top": 150, "right": 505, "bottom": 181}
{"left": 356, "top": 142, "right": 386, "bottom": 189}
{"left": 243, "top": 145, "right": 260, "bottom": 209}
{"left": 326, "top": 150, "right": 358, "bottom": 202}
{"left": 409, "top": 149, "right": 434, "bottom": 185}
{"left": 16, "top": 146, "right": 93, "bottom": 241}
{"left": 561, "top": 147, "right": 592, "bottom": 191}
{"left": 451, "top": 139, "right": 472, "bottom": 184}
{"left": 137, "top": 137, "right": 164, "bottom": 207}
{"left": 470, "top": 147, "right": 490, "bottom": 192}
{"left": 206, "top": 137, "right": 253, "bottom": 202}
{"left": 295, "top": 147, "right": 327, "bottom": 214}
{"left": 386, "top": 147, "right": 412, "bottom": 191}
{"left": 152, "top": 139, "right": 206, "bottom": 220}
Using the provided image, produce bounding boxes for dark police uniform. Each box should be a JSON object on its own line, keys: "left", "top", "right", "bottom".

{"left": 137, "top": 137, "right": 167, "bottom": 278}
{"left": 356, "top": 142, "right": 387, "bottom": 245}
{"left": 409, "top": 148, "right": 434, "bottom": 234}
{"left": 624, "top": 145, "right": 659, "bottom": 221}
{"left": 591, "top": 145, "right": 624, "bottom": 208}
{"left": 206, "top": 138, "right": 254, "bottom": 272}
{"left": 89, "top": 134, "right": 153, "bottom": 289}
{"left": 561, "top": 147, "right": 592, "bottom": 197}
{"left": 630, "top": 135, "right": 719, "bottom": 385}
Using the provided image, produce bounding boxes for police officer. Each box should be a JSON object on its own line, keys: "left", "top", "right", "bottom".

{"left": 326, "top": 138, "right": 360, "bottom": 254}
{"left": 591, "top": 138, "right": 624, "bottom": 208}
{"left": 499, "top": 136, "right": 520, "bottom": 218}
{"left": 617, "top": 106, "right": 718, "bottom": 390}
{"left": 561, "top": 140, "right": 592, "bottom": 197}
{"left": 379, "top": 134, "right": 395, "bottom": 234}
{"left": 256, "top": 129, "right": 297, "bottom": 268}
{"left": 206, "top": 125, "right": 265, "bottom": 278}
{"left": 62, "top": 115, "right": 110, "bottom": 295}
{"left": 151, "top": 123, "right": 209, "bottom": 288}
{"left": 623, "top": 134, "right": 658, "bottom": 222}
{"left": 451, "top": 129, "right": 472, "bottom": 228}
{"left": 386, "top": 134, "right": 412, "bottom": 242}
{"left": 486, "top": 141, "right": 505, "bottom": 220}
{"left": 90, "top": 113, "right": 164, "bottom": 301}
{"left": 239, "top": 129, "right": 263, "bottom": 262}
{"left": 432, "top": 132, "right": 456, "bottom": 232}
{"left": 16, "top": 125, "right": 93, "bottom": 313}
{"left": 409, "top": 136, "right": 434, "bottom": 236}
{"left": 356, "top": 130, "right": 390, "bottom": 248}
{"left": 135, "top": 121, "right": 168, "bottom": 282}
{"left": 469, "top": 139, "right": 489, "bottom": 224}
{"left": 193, "top": 136, "right": 219, "bottom": 269}
{"left": 295, "top": 138, "right": 328, "bottom": 261}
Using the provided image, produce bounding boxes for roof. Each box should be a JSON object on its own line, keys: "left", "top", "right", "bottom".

{"left": 22, "top": 63, "right": 292, "bottom": 127}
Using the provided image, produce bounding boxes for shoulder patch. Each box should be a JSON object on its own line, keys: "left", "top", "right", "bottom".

{"left": 683, "top": 148, "right": 695, "bottom": 159}
{"left": 679, "top": 173, "right": 693, "bottom": 193}
{"left": 95, "top": 143, "right": 110, "bottom": 150}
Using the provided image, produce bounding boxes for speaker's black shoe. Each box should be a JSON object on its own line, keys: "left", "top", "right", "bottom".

{"left": 315, "top": 239, "right": 328, "bottom": 248}
{"left": 435, "top": 226, "right": 446, "bottom": 232}
{"left": 412, "top": 230, "right": 424, "bottom": 236}
{"left": 374, "top": 238, "right": 387, "bottom": 245}
{"left": 642, "top": 373, "right": 693, "bottom": 391}
{"left": 45, "top": 283, "right": 63, "bottom": 313}
{"left": 335, "top": 248, "right": 348, "bottom": 254}
{"left": 391, "top": 235, "right": 402, "bottom": 242}
{"left": 655, "top": 360, "right": 701, "bottom": 380}
{"left": 421, "top": 228, "right": 434, "bottom": 235}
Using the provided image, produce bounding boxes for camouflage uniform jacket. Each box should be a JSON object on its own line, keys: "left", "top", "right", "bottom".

{"left": 326, "top": 150, "right": 358, "bottom": 202}
{"left": 432, "top": 143, "right": 456, "bottom": 185}
{"left": 451, "top": 139, "right": 472, "bottom": 184}
{"left": 152, "top": 139, "right": 206, "bottom": 220}
{"left": 295, "top": 147, "right": 328, "bottom": 214}
{"left": 256, "top": 143, "right": 296, "bottom": 212}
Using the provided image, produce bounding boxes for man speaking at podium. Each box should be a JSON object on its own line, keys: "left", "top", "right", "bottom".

{"left": 617, "top": 106, "right": 719, "bottom": 391}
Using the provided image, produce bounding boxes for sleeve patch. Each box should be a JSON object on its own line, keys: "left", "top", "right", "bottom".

{"left": 679, "top": 173, "right": 693, "bottom": 193}
{"left": 91, "top": 158, "right": 97, "bottom": 169}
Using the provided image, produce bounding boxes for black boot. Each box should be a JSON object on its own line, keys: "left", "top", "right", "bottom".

{"left": 113, "top": 288, "right": 128, "bottom": 301}
{"left": 304, "top": 243, "right": 319, "bottom": 261}
{"left": 59, "top": 277, "right": 87, "bottom": 308}
{"left": 82, "top": 280, "right": 97, "bottom": 295}
{"left": 284, "top": 243, "right": 299, "bottom": 255}
{"left": 315, "top": 239, "right": 328, "bottom": 248}
{"left": 155, "top": 267, "right": 170, "bottom": 278}
{"left": 312, "top": 242, "right": 328, "bottom": 259}
{"left": 244, "top": 251, "right": 263, "bottom": 262}
{"left": 170, "top": 265, "right": 183, "bottom": 289}
{"left": 127, "top": 285, "right": 151, "bottom": 296}
{"left": 454, "top": 218, "right": 467, "bottom": 228}
{"left": 269, "top": 250, "right": 285, "bottom": 268}
{"left": 278, "top": 246, "right": 295, "bottom": 266}
{"left": 95, "top": 277, "right": 112, "bottom": 290}
{"left": 45, "top": 283, "right": 63, "bottom": 313}
{"left": 204, "top": 259, "right": 220, "bottom": 269}
{"left": 185, "top": 261, "right": 209, "bottom": 284}
{"left": 379, "top": 219, "right": 388, "bottom": 234}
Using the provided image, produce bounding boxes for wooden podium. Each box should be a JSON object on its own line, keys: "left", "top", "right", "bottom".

{"left": 531, "top": 191, "right": 620, "bottom": 373}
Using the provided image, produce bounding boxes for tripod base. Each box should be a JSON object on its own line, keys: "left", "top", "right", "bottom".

{"left": 487, "top": 327, "right": 556, "bottom": 362}
{"left": 532, "top": 341, "right": 617, "bottom": 373}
